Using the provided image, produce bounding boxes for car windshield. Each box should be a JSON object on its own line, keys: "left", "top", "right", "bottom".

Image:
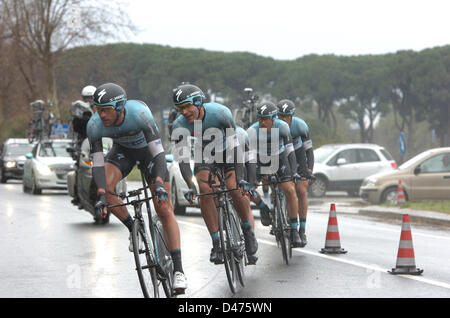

{"left": 399, "top": 150, "right": 434, "bottom": 170}
{"left": 314, "top": 146, "right": 339, "bottom": 163}
{"left": 39, "top": 142, "right": 71, "bottom": 158}
{"left": 5, "top": 143, "right": 33, "bottom": 156}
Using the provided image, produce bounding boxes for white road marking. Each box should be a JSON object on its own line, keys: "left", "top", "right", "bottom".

{"left": 177, "top": 219, "right": 450, "bottom": 291}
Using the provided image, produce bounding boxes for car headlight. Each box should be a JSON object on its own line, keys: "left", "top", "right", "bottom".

{"left": 35, "top": 163, "right": 52, "bottom": 175}
{"left": 5, "top": 161, "right": 16, "bottom": 168}
{"left": 362, "top": 177, "right": 377, "bottom": 187}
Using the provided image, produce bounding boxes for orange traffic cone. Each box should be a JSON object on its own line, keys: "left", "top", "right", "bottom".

{"left": 389, "top": 214, "right": 423, "bottom": 275}
{"left": 320, "top": 204, "right": 347, "bottom": 254}
{"left": 396, "top": 180, "right": 406, "bottom": 205}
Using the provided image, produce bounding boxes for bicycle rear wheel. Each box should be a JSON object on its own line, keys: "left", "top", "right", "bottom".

{"left": 218, "top": 205, "right": 238, "bottom": 293}
{"left": 132, "top": 219, "right": 160, "bottom": 298}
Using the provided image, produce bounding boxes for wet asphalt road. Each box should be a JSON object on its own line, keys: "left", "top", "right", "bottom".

{"left": 1, "top": 181, "right": 450, "bottom": 298}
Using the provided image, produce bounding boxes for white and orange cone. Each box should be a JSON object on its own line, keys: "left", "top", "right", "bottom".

{"left": 396, "top": 180, "right": 406, "bottom": 205}
{"left": 319, "top": 203, "right": 347, "bottom": 254}
{"left": 389, "top": 214, "right": 423, "bottom": 275}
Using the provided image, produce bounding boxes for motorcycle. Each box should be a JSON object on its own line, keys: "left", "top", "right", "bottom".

{"left": 66, "top": 100, "right": 127, "bottom": 225}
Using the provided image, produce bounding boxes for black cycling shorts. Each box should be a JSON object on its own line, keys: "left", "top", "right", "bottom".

{"left": 257, "top": 151, "right": 292, "bottom": 182}
{"left": 105, "top": 143, "right": 169, "bottom": 183}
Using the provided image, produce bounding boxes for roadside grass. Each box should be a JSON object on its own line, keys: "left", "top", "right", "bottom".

{"left": 382, "top": 200, "right": 450, "bottom": 214}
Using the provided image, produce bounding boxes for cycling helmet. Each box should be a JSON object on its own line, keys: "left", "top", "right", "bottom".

{"left": 256, "top": 102, "right": 278, "bottom": 119}
{"left": 277, "top": 99, "right": 296, "bottom": 116}
{"left": 81, "top": 85, "right": 96, "bottom": 98}
{"left": 93, "top": 83, "right": 127, "bottom": 112}
{"left": 173, "top": 84, "right": 206, "bottom": 107}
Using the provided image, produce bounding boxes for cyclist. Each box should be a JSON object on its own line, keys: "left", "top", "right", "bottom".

{"left": 81, "top": 85, "right": 97, "bottom": 110}
{"left": 246, "top": 102, "right": 303, "bottom": 247}
{"left": 236, "top": 125, "right": 272, "bottom": 226}
{"left": 86, "top": 83, "right": 187, "bottom": 293}
{"left": 170, "top": 83, "right": 258, "bottom": 265}
{"left": 277, "top": 99, "right": 315, "bottom": 247}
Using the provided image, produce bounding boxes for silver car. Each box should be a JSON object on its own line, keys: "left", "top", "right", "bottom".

{"left": 23, "top": 139, "right": 75, "bottom": 194}
{"left": 310, "top": 143, "right": 397, "bottom": 197}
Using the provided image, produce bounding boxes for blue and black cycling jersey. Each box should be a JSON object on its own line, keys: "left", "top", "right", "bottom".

{"left": 171, "top": 102, "right": 244, "bottom": 190}
{"left": 289, "top": 116, "right": 314, "bottom": 173}
{"left": 246, "top": 118, "right": 297, "bottom": 186}
{"left": 87, "top": 100, "right": 167, "bottom": 190}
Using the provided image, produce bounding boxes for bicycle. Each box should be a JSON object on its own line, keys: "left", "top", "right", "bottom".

{"left": 257, "top": 174, "right": 293, "bottom": 265}
{"left": 108, "top": 167, "right": 176, "bottom": 298}
{"left": 195, "top": 165, "right": 248, "bottom": 294}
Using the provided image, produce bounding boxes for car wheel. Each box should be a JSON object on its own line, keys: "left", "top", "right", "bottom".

{"left": 310, "top": 176, "right": 327, "bottom": 197}
{"left": 31, "top": 171, "right": 42, "bottom": 195}
{"left": 381, "top": 187, "right": 400, "bottom": 204}
{"left": 0, "top": 169, "right": 7, "bottom": 184}
{"left": 171, "top": 180, "right": 186, "bottom": 216}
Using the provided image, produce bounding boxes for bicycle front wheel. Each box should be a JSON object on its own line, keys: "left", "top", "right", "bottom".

{"left": 226, "top": 200, "right": 246, "bottom": 287}
{"left": 275, "top": 192, "right": 290, "bottom": 265}
{"left": 218, "top": 205, "right": 238, "bottom": 293}
{"left": 132, "top": 219, "right": 160, "bottom": 298}
{"left": 152, "top": 216, "right": 175, "bottom": 298}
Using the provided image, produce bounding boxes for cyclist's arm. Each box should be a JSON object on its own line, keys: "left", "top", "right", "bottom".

{"left": 246, "top": 127, "right": 258, "bottom": 186}
{"left": 301, "top": 134, "right": 314, "bottom": 171}
{"left": 295, "top": 147, "right": 308, "bottom": 172}
{"left": 221, "top": 110, "right": 245, "bottom": 182}
{"left": 87, "top": 128, "right": 106, "bottom": 194}
{"left": 138, "top": 105, "right": 168, "bottom": 183}
{"left": 171, "top": 126, "right": 196, "bottom": 191}
{"left": 280, "top": 123, "right": 297, "bottom": 176}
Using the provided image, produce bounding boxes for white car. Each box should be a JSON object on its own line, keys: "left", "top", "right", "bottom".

{"left": 310, "top": 143, "right": 397, "bottom": 197}
{"left": 167, "top": 138, "right": 199, "bottom": 215}
{"left": 23, "top": 139, "right": 75, "bottom": 194}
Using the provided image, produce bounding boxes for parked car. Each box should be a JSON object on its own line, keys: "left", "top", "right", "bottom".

{"left": 167, "top": 137, "right": 199, "bottom": 215}
{"left": 23, "top": 139, "right": 75, "bottom": 194}
{"left": 360, "top": 147, "right": 450, "bottom": 204}
{"left": 0, "top": 138, "right": 34, "bottom": 183}
{"left": 309, "top": 143, "right": 397, "bottom": 197}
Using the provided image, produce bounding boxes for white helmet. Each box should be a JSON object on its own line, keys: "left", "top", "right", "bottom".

{"left": 81, "top": 85, "right": 96, "bottom": 98}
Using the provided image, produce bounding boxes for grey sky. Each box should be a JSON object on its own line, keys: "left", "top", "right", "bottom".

{"left": 124, "top": 0, "right": 450, "bottom": 60}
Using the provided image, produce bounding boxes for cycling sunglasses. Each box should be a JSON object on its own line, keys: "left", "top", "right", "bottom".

{"left": 277, "top": 113, "right": 293, "bottom": 118}
{"left": 175, "top": 103, "right": 193, "bottom": 112}
{"left": 96, "top": 106, "right": 115, "bottom": 113}
{"left": 175, "top": 95, "right": 202, "bottom": 108}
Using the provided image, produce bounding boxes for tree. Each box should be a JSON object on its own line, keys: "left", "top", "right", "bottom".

{"left": 1, "top": 0, "right": 135, "bottom": 119}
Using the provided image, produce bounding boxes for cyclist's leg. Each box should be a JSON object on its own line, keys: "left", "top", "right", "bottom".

{"left": 296, "top": 179, "right": 309, "bottom": 230}
{"left": 225, "top": 168, "right": 253, "bottom": 228}
{"left": 195, "top": 164, "right": 223, "bottom": 263}
{"left": 225, "top": 167, "right": 258, "bottom": 257}
{"left": 195, "top": 166, "right": 219, "bottom": 234}
{"left": 104, "top": 145, "right": 135, "bottom": 230}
